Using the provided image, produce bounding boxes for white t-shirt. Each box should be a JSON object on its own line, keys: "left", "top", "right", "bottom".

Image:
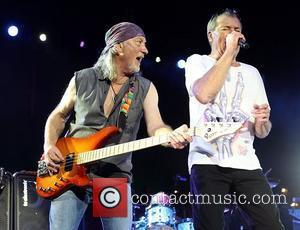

{"left": 185, "top": 54, "right": 269, "bottom": 173}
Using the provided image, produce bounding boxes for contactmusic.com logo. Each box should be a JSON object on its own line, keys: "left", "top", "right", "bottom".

{"left": 93, "top": 178, "right": 127, "bottom": 217}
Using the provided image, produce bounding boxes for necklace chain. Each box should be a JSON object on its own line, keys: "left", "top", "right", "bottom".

{"left": 110, "top": 84, "right": 117, "bottom": 102}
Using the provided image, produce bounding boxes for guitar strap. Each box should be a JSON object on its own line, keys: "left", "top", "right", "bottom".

{"left": 117, "top": 79, "right": 136, "bottom": 130}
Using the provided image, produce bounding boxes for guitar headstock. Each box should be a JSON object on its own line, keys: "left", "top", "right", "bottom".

{"left": 191, "top": 122, "right": 243, "bottom": 142}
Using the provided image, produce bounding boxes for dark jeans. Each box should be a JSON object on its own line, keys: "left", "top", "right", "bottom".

{"left": 190, "top": 165, "right": 285, "bottom": 230}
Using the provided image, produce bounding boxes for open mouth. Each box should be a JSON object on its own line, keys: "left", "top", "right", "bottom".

{"left": 136, "top": 56, "right": 143, "bottom": 62}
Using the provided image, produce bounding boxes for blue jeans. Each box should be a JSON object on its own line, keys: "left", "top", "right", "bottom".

{"left": 49, "top": 184, "right": 132, "bottom": 230}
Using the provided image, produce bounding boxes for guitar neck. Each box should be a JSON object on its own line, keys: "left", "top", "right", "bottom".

{"left": 76, "top": 133, "right": 172, "bottom": 165}
{"left": 76, "top": 122, "right": 242, "bottom": 165}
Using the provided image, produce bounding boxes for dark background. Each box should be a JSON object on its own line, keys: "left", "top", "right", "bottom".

{"left": 0, "top": 0, "right": 299, "bottom": 211}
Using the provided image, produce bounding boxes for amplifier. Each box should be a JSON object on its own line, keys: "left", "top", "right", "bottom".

{"left": 13, "top": 171, "right": 50, "bottom": 230}
{"left": 0, "top": 169, "right": 13, "bottom": 230}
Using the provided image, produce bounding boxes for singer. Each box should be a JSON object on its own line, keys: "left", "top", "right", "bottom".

{"left": 184, "top": 8, "right": 285, "bottom": 230}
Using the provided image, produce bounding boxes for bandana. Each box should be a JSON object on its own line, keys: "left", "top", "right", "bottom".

{"left": 102, "top": 22, "right": 145, "bottom": 54}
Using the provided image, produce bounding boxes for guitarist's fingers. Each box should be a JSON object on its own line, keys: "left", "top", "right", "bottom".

{"left": 169, "top": 134, "right": 181, "bottom": 149}
{"left": 169, "top": 141, "right": 184, "bottom": 149}
{"left": 46, "top": 161, "right": 60, "bottom": 173}
{"left": 182, "top": 132, "right": 193, "bottom": 143}
{"left": 47, "top": 151, "right": 62, "bottom": 163}
{"left": 173, "top": 144, "right": 185, "bottom": 149}
{"left": 169, "top": 133, "right": 189, "bottom": 149}
{"left": 51, "top": 146, "right": 65, "bottom": 162}
{"left": 174, "top": 124, "right": 193, "bottom": 143}
{"left": 45, "top": 149, "right": 64, "bottom": 163}
{"left": 44, "top": 146, "right": 64, "bottom": 162}
{"left": 170, "top": 131, "right": 185, "bottom": 143}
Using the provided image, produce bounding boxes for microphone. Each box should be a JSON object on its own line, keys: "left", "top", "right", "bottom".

{"left": 239, "top": 39, "right": 249, "bottom": 49}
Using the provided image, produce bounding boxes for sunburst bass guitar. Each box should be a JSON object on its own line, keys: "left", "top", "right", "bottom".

{"left": 36, "top": 122, "right": 242, "bottom": 199}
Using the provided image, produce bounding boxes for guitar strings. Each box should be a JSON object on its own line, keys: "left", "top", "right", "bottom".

{"left": 60, "top": 133, "right": 173, "bottom": 169}
{"left": 53, "top": 127, "right": 209, "bottom": 171}
{"left": 51, "top": 125, "right": 238, "bottom": 172}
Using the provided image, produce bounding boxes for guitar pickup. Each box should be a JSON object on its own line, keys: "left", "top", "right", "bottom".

{"left": 64, "top": 153, "right": 75, "bottom": 172}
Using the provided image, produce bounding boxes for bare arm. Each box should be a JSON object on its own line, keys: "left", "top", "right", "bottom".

{"left": 43, "top": 76, "right": 76, "bottom": 172}
{"left": 143, "top": 83, "right": 171, "bottom": 136}
{"left": 143, "top": 83, "right": 192, "bottom": 149}
{"left": 193, "top": 32, "right": 242, "bottom": 104}
{"left": 193, "top": 52, "right": 233, "bottom": 104}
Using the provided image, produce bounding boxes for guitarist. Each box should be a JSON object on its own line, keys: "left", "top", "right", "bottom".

{"left": 41, "top": 22, "right": 192, "bottom": 230}
{"left": 185, "top": 9, "right": 284, "bottom": 230}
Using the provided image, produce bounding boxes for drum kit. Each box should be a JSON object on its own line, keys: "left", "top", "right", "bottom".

{"left": 132, "top": 192, "right": 194, "bottom": 230}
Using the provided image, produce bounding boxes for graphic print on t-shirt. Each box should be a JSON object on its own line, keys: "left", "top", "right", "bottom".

{"left": 204, "top": 72, "right": 249, "bottom": 160}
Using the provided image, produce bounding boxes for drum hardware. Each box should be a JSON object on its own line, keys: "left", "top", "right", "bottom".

{"left": 264, "top": 168, "right": 280, "bottom": 189}
{"left": 132, "top": 216, "right": 147, "bottom": 230}
{"left": 177, "top": 218, "right": 194, "bottom": 230}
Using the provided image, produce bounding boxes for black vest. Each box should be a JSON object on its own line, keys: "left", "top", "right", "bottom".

{"left": 67, "top": 67, "right": 151, "bottom": 181}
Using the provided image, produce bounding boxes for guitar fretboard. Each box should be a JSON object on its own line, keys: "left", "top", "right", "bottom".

{"left": 76, "top": 123, "right": 242, "bottom": 165}
{"left": 76, "top": 134, "right": 170, "bottom": 164}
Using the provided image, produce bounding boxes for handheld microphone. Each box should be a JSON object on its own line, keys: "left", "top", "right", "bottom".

{"left": 239, "top": 39, "right": 250, "bottom": 49}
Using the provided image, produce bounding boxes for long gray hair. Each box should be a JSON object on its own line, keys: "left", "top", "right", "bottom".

{"left": 94, "top": 48, "right": 117, "bottom": 81}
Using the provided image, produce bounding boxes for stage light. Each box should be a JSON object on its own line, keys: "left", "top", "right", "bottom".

{"left": 177, "top": 59, "right": 186, "bottom": 69}
{"left": 291, "top": 202, "right": 299, "bottom": 207}
{"left": 8, "top": 25, "right": 18, "bottom": 37}
{"left": 39, "top": 33, "right": 47, "bottom": 42}
{"left": 155, "top": 57, "right": 161, "bottom": 63}
{"left": 80, "top": 41, "right": 85, "bottom": 48}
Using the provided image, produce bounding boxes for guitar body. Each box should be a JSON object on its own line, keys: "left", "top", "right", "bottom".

{"left": 36, "top": 126, "right": 119, "bottom": 199}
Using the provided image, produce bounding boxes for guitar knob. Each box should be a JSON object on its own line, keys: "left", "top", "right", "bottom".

{"left": 39, "top": 187, "right": 48, "bottom": 192}
{"left": 48, "top": 187, "right": 56, "bottom": 192}
{"left": 54, "top": 182, "right": 62, "bottom": 187}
